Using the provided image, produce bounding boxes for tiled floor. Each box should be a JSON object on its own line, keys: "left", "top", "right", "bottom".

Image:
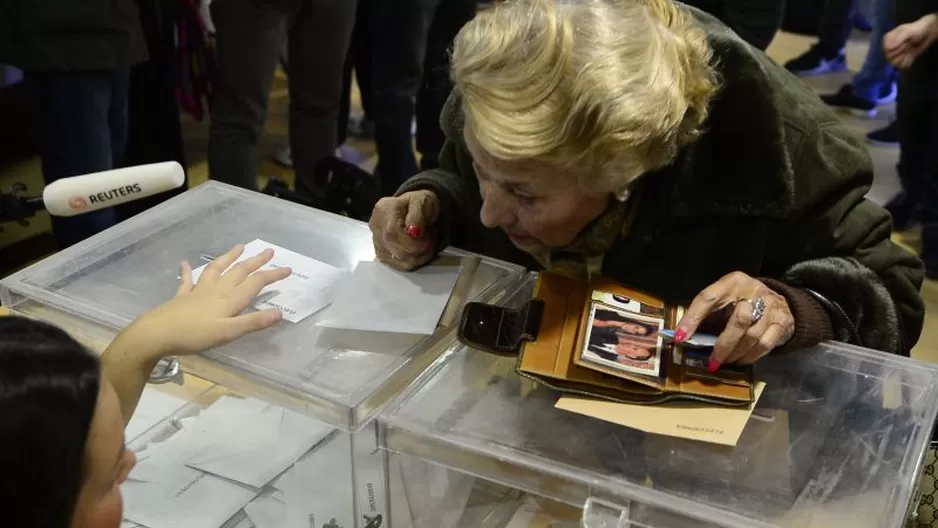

{"left": 0, "top": 29, "right": 935, "bottom": 360}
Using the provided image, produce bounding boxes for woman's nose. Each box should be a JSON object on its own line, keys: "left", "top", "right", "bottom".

{"left": 479, "top": 188, "right": 514, "bottom": 229}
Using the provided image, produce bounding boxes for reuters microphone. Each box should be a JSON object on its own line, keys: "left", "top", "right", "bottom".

{"left": 42, "top": 162, "right": 186, "bottom": 217}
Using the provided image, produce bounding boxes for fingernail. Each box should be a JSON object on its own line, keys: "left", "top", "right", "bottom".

{"left": 707, "top": 359, "right": 721, "bottom": 373}
{"left": 407, "top": 225, "right": 422, "bottom": 238}
{"left": 674, "top": 328, "right": 688, "bottom": 343}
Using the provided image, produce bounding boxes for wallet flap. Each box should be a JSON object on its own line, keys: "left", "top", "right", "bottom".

{"left": 458, "top": 300, "right": 546, "bottom": 356}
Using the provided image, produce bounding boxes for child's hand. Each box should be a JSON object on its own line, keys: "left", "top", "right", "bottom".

{"left": 125, "top": 245, "right": 292, "bottom": 358}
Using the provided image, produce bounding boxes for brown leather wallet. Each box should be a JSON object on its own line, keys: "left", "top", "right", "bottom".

{"left": 458, "top": 272, "right": 755, "bottom": 406}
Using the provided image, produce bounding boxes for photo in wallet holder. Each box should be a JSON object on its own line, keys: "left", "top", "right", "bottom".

{"left": 581, "top": 301, "right": 664, "bottom": 377}
{"left": 590, "top": 290, "right": 667, "bottom": 318}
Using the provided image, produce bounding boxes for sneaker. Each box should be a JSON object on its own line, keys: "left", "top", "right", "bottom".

{"left": 867, "top": 121, "right": 899, "bottom": 147}
{"left": 272, "top": 143, "right": 293, "bottom": 168}
{"left": 874, "top": 82, "right": 898, "bottom": 106}
{"left": 821, "top": 84, "right": 876, "bottom": 115}
{"left": 347, "top": 114, "right": 375, "bottom": 139}
{"left": 785, "top": 46, "right": 848, "bottom": 76}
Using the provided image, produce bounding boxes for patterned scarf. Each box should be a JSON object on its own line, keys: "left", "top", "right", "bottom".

{"left": 537, "top": 185, "right": 641, "bottom": 279}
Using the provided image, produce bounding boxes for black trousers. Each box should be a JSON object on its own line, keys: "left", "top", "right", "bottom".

{"left": 370, "top": 0, "right": 477, "bottom": 195}
{"left": 120, "top": 0, "right": 188, "bottom": 221}
{"left": 338, "top": 0, "right": 374, "bottom": 145}
{"left": 895, "top": 2, "right": 938, "bottom": 264}
{"left": 209, "top": 0, "right": 356, "bottom": 199}
{"left": 816, "top": 0, "right": 855, "bottom": 57}
{"left": 681, "top": 0, "right": 786, "bottom": 51}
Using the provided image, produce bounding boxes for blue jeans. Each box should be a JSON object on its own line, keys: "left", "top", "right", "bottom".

{"left": 27, "top": 70, "right": 128, "bottom": 249}
{"left": 852, "top": 0, "right": 897, "bottom": 101}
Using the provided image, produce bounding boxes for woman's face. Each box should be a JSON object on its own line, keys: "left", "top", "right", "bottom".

{"left": 464, "top": 127, "right": 610, "bottom": 254}
{"left": 619, "top": 323, "right": 649, "bottom": 335}
{"left": 71, "top": 379, "right": 136, "bottom": 528}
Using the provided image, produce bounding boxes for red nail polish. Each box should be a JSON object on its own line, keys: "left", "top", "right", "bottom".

{"left": 674, "top": 328, "right": 688, "bottom": 343}
{"left": 407, "top": 225, "right": 422, "bottom": 238}
{"left": 707, "top": 359, "right": 721, "bottom": 373}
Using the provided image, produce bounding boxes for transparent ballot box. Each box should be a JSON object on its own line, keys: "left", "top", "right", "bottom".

{"left": 0, "top": 181, "right": 526, "bottom": 528}
{"left": 380, "top": 328, "right": 938, "bottom": 527}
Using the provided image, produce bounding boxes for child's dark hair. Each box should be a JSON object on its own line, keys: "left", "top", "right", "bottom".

{"left": 0, "top": 316, "right": 101, "bottom": 527}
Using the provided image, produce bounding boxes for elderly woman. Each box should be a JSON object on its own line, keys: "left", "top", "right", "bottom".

{"left": 369, "top": 0, "right": 925, "bottom": 369}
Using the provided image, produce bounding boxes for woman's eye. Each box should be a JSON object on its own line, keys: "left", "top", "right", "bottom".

{"left": 515, "top": 194, "right": 536, "bottom": 205}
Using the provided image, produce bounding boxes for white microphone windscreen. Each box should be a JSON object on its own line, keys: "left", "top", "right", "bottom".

{"left": 42, "top": 162, "right": 186, "bottom": 217}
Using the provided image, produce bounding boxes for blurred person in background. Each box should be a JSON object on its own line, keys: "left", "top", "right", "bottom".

{"left": 883, "top": 2, "right": 938, "bottom": 278}
{"left": 208, "top": 0, "right": 355, "bottom": 203}
{"left": 681, "top": 0, "right": 786, "bottom": 51}
{"left": 820, "top": 0, "right": 899, "bottom": 146}
{"left": 371, "top": 0, "right": 478, "bottom": 197}
{"left": 0, "top": 0, "right": 147, "bottom": 248}
{"left": 785, "top": 0, "right": 855, "bottom": 76}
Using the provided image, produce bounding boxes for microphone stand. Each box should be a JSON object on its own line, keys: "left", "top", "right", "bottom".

{"left": 0, "top": 182, "right": 44, "bottom": 229}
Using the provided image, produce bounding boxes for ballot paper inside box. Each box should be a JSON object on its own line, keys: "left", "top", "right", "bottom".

{"left": 123, "top": 387, "right": 391, "bottom": 528}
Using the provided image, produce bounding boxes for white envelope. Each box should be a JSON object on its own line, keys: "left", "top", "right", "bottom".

{"left": 122, "top": 467, "right": 258, "bottom": 528}
{"left": 189, "top": 239, "right": 348, "bottom": 323}
{"left": 279, "top": 434, "right": 355, "bottom": 528}
{"left": 316, "top": 261, "right": 461, "bottom": 335}
{"left": 244, "top": 492, "right": 285, "bottom": 528}
{"left": 125, "top": 387, "right": 188, "bottom": 442}
{"left": 185, "top": 406, "right": 334, "bottom": 488}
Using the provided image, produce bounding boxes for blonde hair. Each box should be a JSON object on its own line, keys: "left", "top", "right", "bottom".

{"left": 452, "top": 0, "right": 718, "bottom": 192}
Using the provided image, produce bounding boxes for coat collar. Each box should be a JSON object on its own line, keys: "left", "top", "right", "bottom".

{"left": 659, "top": 23, "right": 795, "bottom": 219}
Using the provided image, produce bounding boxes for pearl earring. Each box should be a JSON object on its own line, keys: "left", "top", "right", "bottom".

{"left": 615, "top": 187, "right": 631, "bottom": 202}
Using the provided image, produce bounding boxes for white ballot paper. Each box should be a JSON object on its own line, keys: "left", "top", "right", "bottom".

{"left": 124, "top": 387, "right": 188, "bottom": 442}
{"left": 278, "top": 434, "right": 356, "bottom": 528}
{"left": 190, "top": 239, "right": 348, "bottom": 323}
{"left": 243, "top": 492, "right": 286, "bottom": 528}
{"left": 185, "top": 404, "right": 334, "bottom": 488}
{"left": 316, "top": 261, "right": 461, "bottom": 335}
{"left": 123, "top": 395, "right": 332, "bottom": 528}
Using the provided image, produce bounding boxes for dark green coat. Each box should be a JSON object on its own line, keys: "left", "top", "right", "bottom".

{"left": 398, "top": 10, "right": 926, "bottom": 356}
{"left": 0, "top": 0, "right": 148, "bottom": 72}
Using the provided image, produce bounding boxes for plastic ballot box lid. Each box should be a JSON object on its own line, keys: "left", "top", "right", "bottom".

{"left": 379, "top": 284, "right": 938, "bottom": 528}
{"left": 0, "top": 182, "right": 524, "bottom": 432}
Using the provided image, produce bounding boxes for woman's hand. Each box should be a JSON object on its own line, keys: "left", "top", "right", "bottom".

{"left": 884, "top": 14, "right": 938, "bottom": 69}
{"left": 675, "top": 272, "right": 795, "bottom": 371}
{"left": 123, "top": 245, "right": 292, "bottom": 359}
{"left": 369, "top": 190, "right": 440, "bottom": 271}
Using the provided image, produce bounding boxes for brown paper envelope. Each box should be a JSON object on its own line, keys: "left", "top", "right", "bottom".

{"left": 554, "top": 382, "right": 766, "bottom": 446}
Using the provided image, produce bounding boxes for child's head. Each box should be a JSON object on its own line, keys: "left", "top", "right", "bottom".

{"left": 0, "top": 317, "right": 135, "bottom": 528}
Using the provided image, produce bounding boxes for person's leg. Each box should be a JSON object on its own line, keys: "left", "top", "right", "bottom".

{"left": 120, "top": 0, "right": 189, "bottom": 220}
{"left": 816, "top": 0, "right": 855, "bottom": 57}
{"left": 208, "top": 0, "right": 286, "bottom": 191}
{"left": 415, "top": 0, "right": 476, "bottom": 171}
{"left": 786, "top": 0, "right": 854, "bottom": 75}
{"left": 287, "top": 0, "right": 357, "bottom": 201}
{"left": 353, "top": 0, "right": 376, "bottom": 120}
{"left": 897, "top": 51, "right": 938, "bottom": 276}
{"left": 851, "top": 0, "right": 896, "bottom": 103}
{"left": 713, "top": 0, "right": 785, "bottom": 51}
{"left": 372, "top": 0, "right": 438, "bottom": 195}
{"left": 27, "top": 71, "right": 122, "bottom": 248}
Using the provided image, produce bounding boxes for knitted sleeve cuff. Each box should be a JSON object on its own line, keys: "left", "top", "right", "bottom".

{"left": 760, "top": 278, "right": 836, "bottom": 353}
